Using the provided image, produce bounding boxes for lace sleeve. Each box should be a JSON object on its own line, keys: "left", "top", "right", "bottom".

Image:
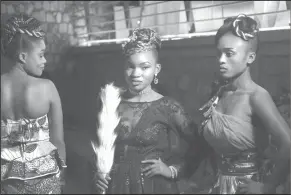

{"left": 165, "top": 99, "right": 208, "bottom": 179}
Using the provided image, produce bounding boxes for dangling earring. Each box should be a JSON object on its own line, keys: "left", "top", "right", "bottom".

{"left": 154, "top": 74, "right": 158, "bottom": 84}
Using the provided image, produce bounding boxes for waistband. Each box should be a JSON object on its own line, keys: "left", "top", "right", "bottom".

{"left": 216, "top": 151, "right": 259, "bottom": 175}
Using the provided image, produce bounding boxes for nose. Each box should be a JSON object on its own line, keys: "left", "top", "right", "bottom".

{"left": 131, "top": 68, "right": 142, "bottom": 77}
{"left": 218, "top": 53, "right": 226, "bottom": 65}
{"left": 43, "top": 56, "right": 47, "bottom": 64}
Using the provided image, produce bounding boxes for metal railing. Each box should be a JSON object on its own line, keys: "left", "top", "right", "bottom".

{"left": 72, "top": 1, "right": 290, "bottom": 46}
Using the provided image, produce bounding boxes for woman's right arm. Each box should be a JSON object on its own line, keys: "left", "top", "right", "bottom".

{"left": 47, "top": 80, "right": 66, "bottom": 164}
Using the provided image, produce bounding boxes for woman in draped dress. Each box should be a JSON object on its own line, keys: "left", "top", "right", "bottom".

{"left": 1, "top": 14, "right": 66, "bottom": 194}
{"left": 93, "top": 28, "right": 205, "bottom": 194}
{"left": 199, "top": 14, "right": 291, "bottom": 194}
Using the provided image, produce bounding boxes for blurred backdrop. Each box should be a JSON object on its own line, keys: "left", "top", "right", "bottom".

{"left": 1, "top": 1, "right": 290, "bottom": 193}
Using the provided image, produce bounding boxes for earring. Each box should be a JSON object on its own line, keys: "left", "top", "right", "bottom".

{"left": 154, "top": 74, "right": 158, "bottom": 84}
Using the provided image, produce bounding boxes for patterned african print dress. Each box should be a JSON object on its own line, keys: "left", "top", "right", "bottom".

{"left": 1, "top": 115, "right": 63, "bottom": 194}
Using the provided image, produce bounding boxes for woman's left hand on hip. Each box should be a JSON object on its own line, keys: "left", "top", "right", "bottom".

{"left": 141, "top": 158, "right": 172, "bottom": 178}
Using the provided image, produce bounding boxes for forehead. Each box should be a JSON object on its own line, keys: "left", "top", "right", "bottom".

{"left": 217, "top": 32, "right": 248, "bottom": 50}
{"left": 127, "top": 50, "right": 157, "bottom": 64}
{"left": 30, "top": 39, "right": 46, "bottom": 52}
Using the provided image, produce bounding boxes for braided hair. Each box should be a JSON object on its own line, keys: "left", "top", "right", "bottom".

{"left": 122, "top": 28, "right": 161, "bottom": 58}
{"left": 1, "top": 13, "right": 45, "bottom": 60}
{"left": 215, "top": 14, "right": 259, "bottom": 53}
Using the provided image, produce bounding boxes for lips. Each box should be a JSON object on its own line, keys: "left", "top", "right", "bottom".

{"left": 131, "top": 80, "right": 142, "bottom": 86}
{"left": 219, "top": 67, "right": 227, "bottom": 72}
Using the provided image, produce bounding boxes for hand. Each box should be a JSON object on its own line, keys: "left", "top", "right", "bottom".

{"left": 141, "top": 158, "right": 172, "bottom": 179}
{"left": 60, "top": 169, "right": 66, "bottom": 186}
{"left": 93, "top": 171, "right": 111, "bottom": 193}
{"left": 238, "top": 177, "right": 265, "bottom": 194}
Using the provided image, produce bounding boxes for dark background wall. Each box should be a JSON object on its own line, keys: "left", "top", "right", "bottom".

{"left": 54, "top": 30, "right": 289, "bottom": 193}
{"left": 53, "top": 29, "right": 290, "bottom": 135}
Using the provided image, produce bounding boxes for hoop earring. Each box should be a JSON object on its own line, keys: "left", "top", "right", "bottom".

{"left": 154, "top": 74, "right": 158, "bottom": 84}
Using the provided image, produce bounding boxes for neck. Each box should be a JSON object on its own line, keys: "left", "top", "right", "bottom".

{"left": 10, "top": 63, "right": 27, "bottom": 76}
{"left": 128, "top": 85, "right": 153, "bottom": 97}
{"left": 227, "top": 67, "right": 252, "bottom": 91}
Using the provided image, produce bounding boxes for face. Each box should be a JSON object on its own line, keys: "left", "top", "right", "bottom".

{"left": 21, "top": 39, "right": 47, "bottom": 77}
{"left": 216, "top": 32, "right": 256, "bottom": 79}
{"left": 124, "top": 50, "right": 161, "bottom": 92}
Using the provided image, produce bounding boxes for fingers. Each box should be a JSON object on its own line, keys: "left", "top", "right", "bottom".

{"left": 142, "top": 164, "right": 154, "bottom": 172}
{"left": 238, "top": 184, "right": 248, "bottom": 188}
{"left": 238, "top": 177, "right": 252, "bottom": 183}
{"left": 144, "top": 168, "right": 157, "bottom": 178}
{"left": 141, "top": 159, "right": 158, "bottom": 164}
{"left": 105, "top": 175, "right": 111, "bottom": 181}
{"left": 95, "top": 182, "right": 108, "bottom": 192}
{"left": 99, "top": 176, "right": 109, "bottom": 185}
{"left": 238, "top": 187, "right": 248, "bottom": 194}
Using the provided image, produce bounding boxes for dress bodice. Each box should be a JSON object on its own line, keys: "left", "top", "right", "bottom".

{"left": 203, "top": 105, "right": 256, "bottom": 155}
{"left": 1, "top": 115, "right": 60, "bottom": 181}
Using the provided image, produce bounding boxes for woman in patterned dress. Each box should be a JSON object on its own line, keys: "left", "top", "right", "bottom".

{"left": 92, "top": 28, "right": 206, "bottom": 194}
{"left": 199, "top": 14, "right": 291, "bottom": 194}
{"left": 1, "top": 14, "right": 67, "bottom": 194}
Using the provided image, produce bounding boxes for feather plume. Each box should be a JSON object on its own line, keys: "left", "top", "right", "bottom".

{"left": 91, "top": 83, "right": 121, "bottom": 176}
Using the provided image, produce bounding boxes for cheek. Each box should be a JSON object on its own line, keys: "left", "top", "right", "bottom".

{"left": 143, "top": 69, "right": 155, "bottom": 81}
{"left": 124, "top": 69, "right": 133, "bottom": 82}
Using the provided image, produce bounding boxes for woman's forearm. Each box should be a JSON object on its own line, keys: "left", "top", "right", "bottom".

{"left": 264, "top": 144, "right": 290, "bottom": 191}
{"left": 51, "top": 139, "right": 67, "bottom": 163}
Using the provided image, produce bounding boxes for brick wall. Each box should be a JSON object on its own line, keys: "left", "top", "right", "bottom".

{"left": 1, "top": 1, "right": 78, "bottom": 74}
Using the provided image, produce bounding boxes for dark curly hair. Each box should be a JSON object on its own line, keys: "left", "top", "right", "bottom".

{"left": 215, "top": 14, "right": 259, "bottom": 53}
{"left": 122, "top": 28, "right": 161, "bottom": 58}
{"left": 1, "top": 13, "right": 45, "bottom": 60}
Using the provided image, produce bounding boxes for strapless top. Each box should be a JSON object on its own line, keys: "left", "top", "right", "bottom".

{"left": 1, "top": 115, "right": 60, "bottom": 181}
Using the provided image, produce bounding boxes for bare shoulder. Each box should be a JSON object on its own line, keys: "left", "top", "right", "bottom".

{"left": 1, "top": 73, "right": 10, "bottom": 87}
{"left": 1, "top": 74, "right": 12, "bottom": 97}
{"left": 29, "top": 77, "right": 56, "bottom": 91}
{"left": 28, "top": 77, "right": 59, "bottom": 101}
{"left": 250, "top": 84, "right": 272, "bottom": 103}
{"left": 249, "top": 83, "right": 275, "bottom": 112}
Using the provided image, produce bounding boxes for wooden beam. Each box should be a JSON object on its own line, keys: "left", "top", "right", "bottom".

{"left": 83, "top": 1, "right": 92, "bottom": 40}
{"left": 286, "top": 1, "right": 291, "bottom": 10}
{"left": 123, "top": 1, "right": 132, "bottom": 34}
{"left": 184, "top": 1, "right": 195, "bottom": 33}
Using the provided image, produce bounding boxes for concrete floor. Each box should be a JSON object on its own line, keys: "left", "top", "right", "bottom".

{"left": 62, "top": 129, "right": 95, "bottom": 194}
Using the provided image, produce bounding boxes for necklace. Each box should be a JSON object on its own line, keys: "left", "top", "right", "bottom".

{"left": 128, "top": 87, "right": 152, "bottom": 96}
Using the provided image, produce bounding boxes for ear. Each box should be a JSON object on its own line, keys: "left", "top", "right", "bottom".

{"left": 18, "top": 52, "right": 27, "bottom": 64}
{"left": 247, "top": 51, "right": 256, "bottom": 64}
{"left": 155, "top": 63, "right": 161, "bottom": 75}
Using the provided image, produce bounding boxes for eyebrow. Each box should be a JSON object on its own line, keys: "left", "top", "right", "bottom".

{"left": 139, "top": 62, "right": 151, "bottom": 65}
{"left": 127, "top": 61, "right": 152, "bottom": 66}
{"left": 222, "top": 47, "right": 234, "bottom": 50}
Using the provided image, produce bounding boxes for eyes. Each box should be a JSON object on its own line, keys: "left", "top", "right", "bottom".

{"left": 39, "top": 52, "right": 46, "bottom": 58}
{"left": 126, "top": 62, "right": 151, "bottom": 70}
{"left": 216, "top": 50, "right": 235, "bottom": 58}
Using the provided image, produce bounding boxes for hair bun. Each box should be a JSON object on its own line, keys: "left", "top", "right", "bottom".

{"left": 232, "top": 14, "right": 258, "bottom": 40}
{"left": 122, "top": 28, "right": 161, "bottom": 57}
{"left": 1, "top": 14, "right": 45, "bottom": 58}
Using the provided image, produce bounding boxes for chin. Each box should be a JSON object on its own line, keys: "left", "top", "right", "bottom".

{"left": 220, "top": 72, "right": 232, "bottom": 80}
{"left": 130, "top": 86, "right": 142, "bottom": 92}
{"left": 33, "top": 71, "right": 43, "bottom": 77}
{"left": 130, "top": 84, "right": 147, "bottom": 92}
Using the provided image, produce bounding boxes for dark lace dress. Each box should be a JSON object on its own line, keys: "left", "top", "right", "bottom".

{"left": 103, "top": 96, "right": 200, "bottom": 194}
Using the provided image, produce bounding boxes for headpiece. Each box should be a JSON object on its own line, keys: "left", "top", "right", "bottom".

{"left": 122, "top": 28, "right": 161, "bottom": 57}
